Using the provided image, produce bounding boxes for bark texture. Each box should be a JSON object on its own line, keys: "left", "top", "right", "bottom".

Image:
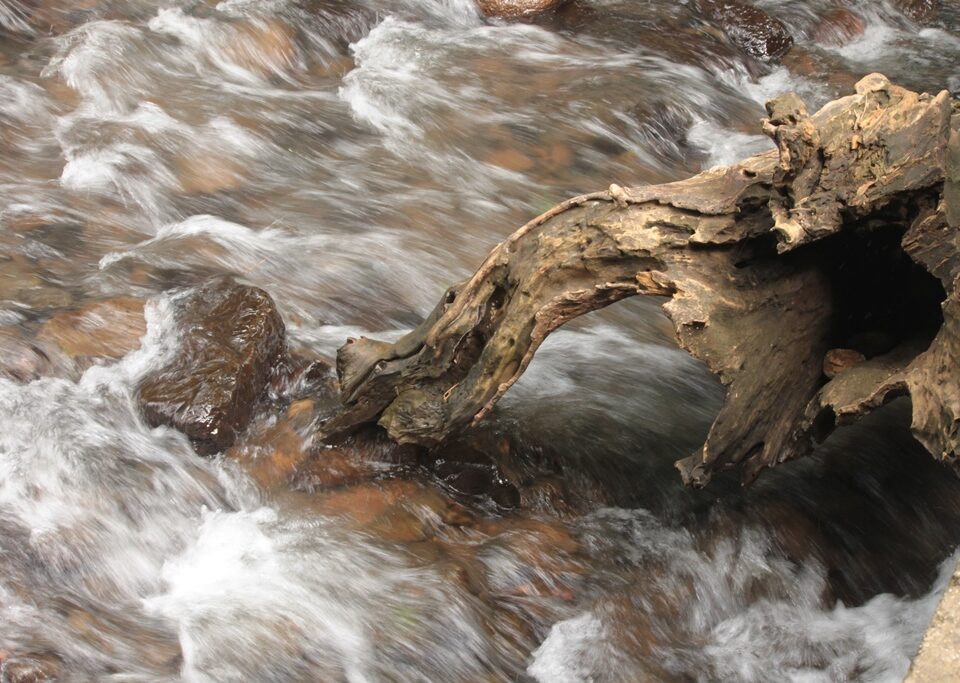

{"left": 323, "top": 74, "right": 960, "bottom": 487}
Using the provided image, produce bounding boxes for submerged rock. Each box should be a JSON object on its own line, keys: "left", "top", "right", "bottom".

{"left": 36, "top": 296, "right": 147, "bottom": 366}
{"left": 694, "top": 0, "right": 794, "bottom": 61}
{"left": 137, "top": 278, "right": 285, "bottom": 455}
{"left": 475, "top": 0, "right": 567, "bottom": 20}
{"left": 812, "top": 8, "right": 865, "bottom": 47}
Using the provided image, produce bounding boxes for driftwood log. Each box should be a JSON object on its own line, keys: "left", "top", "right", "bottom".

{"left": 322, "top": 74, "right": 960, "bottom": 487}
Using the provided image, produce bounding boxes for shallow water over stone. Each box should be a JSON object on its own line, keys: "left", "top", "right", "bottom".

{"left": 1, "top": 0, "right": 960, "bottom": 681}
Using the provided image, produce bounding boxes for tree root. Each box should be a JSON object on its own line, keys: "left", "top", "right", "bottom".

{"left": 322, "top": 73, "right": 960, "bottom": 487}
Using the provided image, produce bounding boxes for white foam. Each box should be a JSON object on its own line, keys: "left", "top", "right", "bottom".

{"left": 99, "top": 213, "right": 449, "bottom": 324}
{"left": 529, "top": 509, "right": 958, "bottom": 683}
{"left": 687, "top": 118, "right": 773, "bottom": 169}
{"left": 0, "top": 76, "right": 54, "bottom": 126}
{"left": 142, "top": 504, "right": 494, "bottom": 682}
{"left": 148, "top": 8, "right": 303, "bottom": 86}
{"left": 44, "top": 20, "right": 147, "bottom": 113}
{"left": 835, "top": 22, "right": 901, "bottom": 62}
{"left": 528, "top": 613, "right": 607, "bottom": 683}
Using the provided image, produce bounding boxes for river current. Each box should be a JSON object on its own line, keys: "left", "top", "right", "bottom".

{"left": 1, "top": 0, "right": 960, "bottom": 681}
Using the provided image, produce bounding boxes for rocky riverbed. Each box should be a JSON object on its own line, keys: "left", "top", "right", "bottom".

{"left": 1, "top": 0, "right": 959, "bottom": 681}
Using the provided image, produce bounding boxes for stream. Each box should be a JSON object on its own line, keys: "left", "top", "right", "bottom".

{"left": 1, "top": 0, "right": 960, "bottom": 681}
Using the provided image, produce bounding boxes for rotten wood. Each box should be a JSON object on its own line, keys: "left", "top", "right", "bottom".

{"left": 322, "top": 73, "right": 960, "bottom": 487}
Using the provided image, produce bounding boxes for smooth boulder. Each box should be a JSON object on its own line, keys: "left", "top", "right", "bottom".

{"left": 137, "top": 278, "right": 285, "bottom": 455}
{"left": 695, "top": 0, "right": 794, "bottom": 61}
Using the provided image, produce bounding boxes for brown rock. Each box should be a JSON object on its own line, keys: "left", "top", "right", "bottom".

{"left": 227, "top": 420, "right": 311, "bottom": 490}
{"left": 475, "top": 0, "right": 566, "bottom": 19}
{"left": 812, "top": 8, "right": 865, "bottom": 46}
{"left": 895, "top": 0, "right": 939, "bottom": 22}
{"left": 534, "top": 142, "right": 573, "bottom": 174}
{"left": 487, "top": 148, "right": 535, "bottom": 173}
{"left": 225, "top": 18, "right": 299, "bottom": 78}
{"left": 291, "top": 445, "right": 372, "bottom": 491}
{"left": 137, "top": 278, "right": 286, "bottom": 455}
{"left": 314, "top": 480, "right": 418, "bottom": 525}
{"left": 286, "top": 398, "right": 316, "bottom": 427}
{"left": 823, "top": 348, "right": 866, "bottom": 379}
{"left": 695, "top": 0, "right": 794, "bottom": 60}
{"left": 0, "top": 256, "right": 73, "bottom": 311}
{"left": 36, "top": 296, "right": 146, "bottom": 362}
{"left": 173, "top": 152, "right": 244, "bottom": 194}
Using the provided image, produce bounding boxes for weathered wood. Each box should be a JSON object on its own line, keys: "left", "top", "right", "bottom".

{"left": 323, "top": 74, "right": 960, "bottom": 487}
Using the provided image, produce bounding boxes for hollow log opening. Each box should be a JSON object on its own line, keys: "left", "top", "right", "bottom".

{"left": 322, "top": 73, "right": 960, "bottom": 489}
{"left": 823, "top": 216, "right": 946, "bottom": 367}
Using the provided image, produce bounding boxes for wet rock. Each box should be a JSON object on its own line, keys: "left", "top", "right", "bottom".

{"left": 812, "top": 8, "right": 865, "bottom": 47}
{"left": 895, "top": 0, "right": 939, "bottom": 22}
{"left": 270, "top": 350, "right": 335, "bottom": 404}
{"left": 225, "top": 18, "right": 301, "bottom": 78}
{"left": 0, "top": 256, "right": 73, "bottom": 312}
{"left": 694, "top": 0, "right": 793, "bottom": 61}
{"left": 551, "top": 0, "right": 598, "bottom": 30}
{"left": 293, "top": 426, "right": 427, "bottom": 493}
{"left": 519, "top": 475, "right": 576, "bottom": 516}
{"left": 137, "top": 278, "right": 286, "bottom": 455}
{"left": 431, "top": 441, "right": 521, "bottom": 509}
{"left": 436, "top": 461, "right": 498, "bottom": 495}
{"left": 227, "top": 419, "right": 312, "bottom": 490}
{"left": 291, "top": 444, "right": 374, "bottom": 491}
{"left": 474, "top": 517, "right": 582, "bottom": 600}
{"left": 36, "top": 296, "right": 146, "bottom": 365}
{"left": 475, "top": 0, "right": 567, "bottom": 20}
{"left": 486, "top": 147, "right": 534, "bottom": 173}
{"left": 313, "top": 479, "right": 430, "bottom": 542}
{"left": 823, "top": 348, "right": 865, "bottom": 379}
{"left": 286, "top": 398, "right": 317, "bottom": 428}
{"left": 173, "top": 152, "right": 245, "bottom": 194}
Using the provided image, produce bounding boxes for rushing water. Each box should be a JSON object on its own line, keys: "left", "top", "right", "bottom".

{"left": 1, "top": 0, "right": 960, "bottom": 681}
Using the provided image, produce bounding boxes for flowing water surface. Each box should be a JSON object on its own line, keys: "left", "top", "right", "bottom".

{"left": 1, "top": 0, "right": 960, "bottom": 681}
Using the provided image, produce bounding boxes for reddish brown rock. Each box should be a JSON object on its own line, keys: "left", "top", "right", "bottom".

{"left": 475, "top": 0, "right": 566, "bottom": 19}
{"left": 291, "top": 445, "right": 373, "bottom": 491}
{"left": 137, "top": 278, "right": 286, "bottom": 455}
{"left": 225, "top": 18, "right": 300, "bottom": 77}
{"left": 812, "top": 8, "right": 865, "bottom": 46}
{"left": 36, "top": 296, "right": 146, "bottom": 363}
{"left": 695, "top": 0, "right": 794, "bottom": 60}
{"left": 823, "top": 348, "right": 866, "bottom": 379}
{"left": 227, "top": 419, "right": 311, "bottom": 489}
{"left": 173, "top": 152, "right": 245, "bottom": 195}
